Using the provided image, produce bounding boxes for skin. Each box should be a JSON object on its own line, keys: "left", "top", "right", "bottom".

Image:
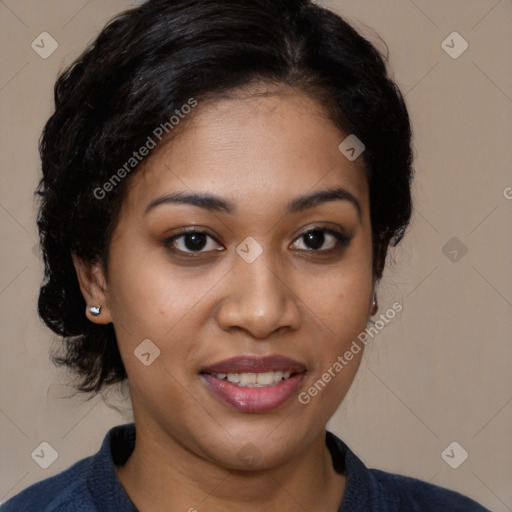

{"left": 73, "top": 84, "right": 376, "bottom": 512}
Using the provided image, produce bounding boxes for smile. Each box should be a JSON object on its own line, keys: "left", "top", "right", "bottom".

{"left": 212, "top": 370, "right": 293, "bottom": 387}
{"left": 200, "top": 355, "right": 306, "bottom": 413}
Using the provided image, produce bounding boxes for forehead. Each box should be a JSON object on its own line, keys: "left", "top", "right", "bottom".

{"left": 120, "top": 87, "right": 369, "bottom": 216}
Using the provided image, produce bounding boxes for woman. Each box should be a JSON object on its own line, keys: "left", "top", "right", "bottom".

{"left": 2, "top": 0, "right": 489, "bottom": 510}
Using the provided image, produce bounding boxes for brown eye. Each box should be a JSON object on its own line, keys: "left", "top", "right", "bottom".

{"left": 165, "top": 231, "right": 223, "bottom": 254}
{"left": 181, "top": 232, "right": 208, "bottom": 251}
{"left": 291, "top": 228, "right": 352, "bottom": 252}
{"left": 303, "top": 230, "right": 326, "bottom": 250}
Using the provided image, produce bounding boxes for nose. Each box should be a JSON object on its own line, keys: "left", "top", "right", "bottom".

{"left": 216, "top": 255, "right": 302, "bottom": 339}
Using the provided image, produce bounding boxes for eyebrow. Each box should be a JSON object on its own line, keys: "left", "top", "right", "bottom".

{"left": 144, "top": 186, "right": 362, "bottom": 220}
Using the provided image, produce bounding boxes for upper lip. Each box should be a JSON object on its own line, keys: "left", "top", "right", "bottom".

{"left": 201, "top": 355, "right": 306, "bottom": 374}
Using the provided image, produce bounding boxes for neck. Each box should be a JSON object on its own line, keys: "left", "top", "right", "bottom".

{"left": 115, "top": 422, "right": 345, "bottom": 512}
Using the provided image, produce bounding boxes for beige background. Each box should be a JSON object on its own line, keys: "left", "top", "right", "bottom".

{"left": 0, "top": 1, "right": 511, "bottom": 510}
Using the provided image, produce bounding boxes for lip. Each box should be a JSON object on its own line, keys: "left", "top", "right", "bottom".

{"left": 200, "top": 355, "right": 307, "bottom": 413}
{"left": 201, "top": 373, "right": 305, "bottom": 413}
{"left": 200, "top": 354, "right": 306, "bottom": 374}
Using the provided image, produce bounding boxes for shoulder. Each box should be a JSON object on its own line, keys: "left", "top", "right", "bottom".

{"left": 368, "top": 468, "right": 491, "bottom": 511}
{"left": 1, "top": 456, "right": 96, "bottom": 512}
{"left": 1, "top": 423, "right": 136, "bottom": 512}
{"left": 325, "top": 431, "right": 490, "bottom": 511}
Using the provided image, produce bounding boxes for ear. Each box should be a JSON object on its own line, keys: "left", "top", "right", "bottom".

{"left": 72, "top": 253, "right": 113, "bottom": 325}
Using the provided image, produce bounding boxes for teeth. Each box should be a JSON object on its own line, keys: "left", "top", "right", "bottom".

{"left": 215, "top": 370, "right": 293, "bottom": 387}
{"left": 239, "top": 373, "right": 257, "bottom": 385}
{"left": 255, "top": 371, "right": 274, "bottom": 385}
{"left": 274, "top": 371, "right": 284, "bottom": 381}
{"left": 227, "top": 373, "right": 240, "bottom": 384}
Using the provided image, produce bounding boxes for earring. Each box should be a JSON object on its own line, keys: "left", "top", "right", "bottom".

{"left": 370, "top": 294, "right": 378, "bottom": 316}
{"left": 88, "top": 305, "right": 102, "bottom": 316}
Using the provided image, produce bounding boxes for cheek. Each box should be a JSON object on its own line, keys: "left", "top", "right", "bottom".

{"left": 106, "top": 247, "right": 220, "bottom": 381}
{"left": 299, "top": 256, "right": 372, "bottom": 398}
{"left": 301, "top": 262, "right": 372, "bottom": 337}
{"left": 107, "top": 246, "right": 203, "bottom": 336}
{"left": 299, "top": 288, "right": 369, "bottom": 421}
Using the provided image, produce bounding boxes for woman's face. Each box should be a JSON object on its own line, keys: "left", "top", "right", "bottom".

{"left": 95, "top": 86, "right": 374, "bottom": 469}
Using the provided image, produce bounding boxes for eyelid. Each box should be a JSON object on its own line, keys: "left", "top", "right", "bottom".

{"left": 163, "top": 228, "right": 224, "bottom": 254}
{"left": 163, "top": 224, "right": 352, "bottom": 256}
{"left": 292, "top": 223, "right": 352, "bottom": 241}
{"left": 290, "top": 225, "right": 352, "bottom": 251}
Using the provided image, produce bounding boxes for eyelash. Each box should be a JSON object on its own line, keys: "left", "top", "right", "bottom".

{"left": 163, "top": 227, "right": 352, "bottom": 257}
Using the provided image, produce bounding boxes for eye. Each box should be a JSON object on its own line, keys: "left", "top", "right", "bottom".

{"left": 164, "top": 230, "right": 223, "bottom": 254}
{"left": 290, "top": 228, "right": 351, "bottom": 252}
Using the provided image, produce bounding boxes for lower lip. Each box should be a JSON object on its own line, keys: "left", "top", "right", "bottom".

{"left": 201, "top": 373, "right": 304, "bottom": 413}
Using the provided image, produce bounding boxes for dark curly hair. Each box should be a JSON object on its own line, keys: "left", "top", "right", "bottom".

{"left": 36, "top": 0, "right": 414, "bottom": 394}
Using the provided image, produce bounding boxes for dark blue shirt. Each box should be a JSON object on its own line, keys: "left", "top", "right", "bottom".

{"left": 2, "top": 423, "right": 490, "bottom": 511}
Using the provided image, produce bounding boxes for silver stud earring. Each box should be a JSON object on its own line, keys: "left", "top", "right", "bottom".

{"left": 370, "top": 294, "right": 378, "bottom": 315}
{"left": 88, "top": 305, "right": 102, "bottom": 316}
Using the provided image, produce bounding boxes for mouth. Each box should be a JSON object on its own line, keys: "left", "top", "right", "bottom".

{"left": 209, "top": 370, "right": 295, "bottom": 388}
{"left": 200, "top": 355, "right": 306, "bottom": 413}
